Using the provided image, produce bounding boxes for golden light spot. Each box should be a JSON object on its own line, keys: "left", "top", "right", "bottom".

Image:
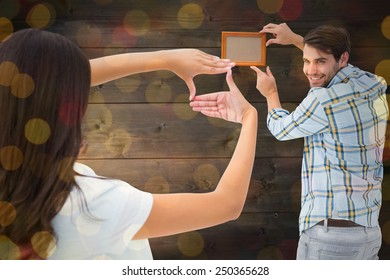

{"left": 76, "top": 24, "right": 103, "bottom": 47}
{"left": 0, "top": 61, "right": 19, "bottom": 86}
{"left": 177, "top": 3, "right": 204, "bottom": 29}
{"left": 193, "top": 163, "right": 220, "bottom": 190}
{"left": 0, "top": 201, "right": 16, "bottom": 227}
{"left": 0, "top": 146, "right": 24, "bottom": 171}
{"left": 26, "top": 3, "right": 56, "bottom": 29}
{"left": 11, "top": 73, "right": 35, "bottom": 98}
{"left": 0, "top": 235, "right": 20, "bottom": 259}
{"left": 144, "top": 176, "right": 170, "bottom": 194}
{"left": 375, "top": 60, "right": 390, "bottom": 86}
{"left": 115, "top": 75, "right": 141, "bottom": 93}
{"left": 145, "top": 80, "right": 172, "bottom": 106}
{"left": 30, "top": 231, "right": 56, "bottom": 259}
{"left": 0, "top": 17, "right": 14, "bottom": 42}
{"left": 177, "top": 231, "right": 204, "bottom": 257}
{"left": 382, "top": 220, "right": 390, "bottom": 245}
{"left": 381, "top": 15, "right": 390, "bottom": 40}
{"left": 105, "top": 129, "right": 132, "bottom": 156}
{"left": 257, "top": 0, "right": 284, "bottom": 14}
{"left": 123, "top": 10, "right": 150, "bottom": 36}
{"left": 85, "top": 105, "right": 113, "bottom": 132}
{"left": 156, "top": 70, "right": 175, "bottom": 79}
{"left": 57, "top": 157, "right": 75, "bottom": 183}
{"left": 173, "top": 94, "right": 198, "bottom": 120}
{"left": 24, "top": 118, "right": 51, "bottom": 145}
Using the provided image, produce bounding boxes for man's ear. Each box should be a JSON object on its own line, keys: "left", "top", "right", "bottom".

{"left": 339, "top": 51, "right": 349, "bottom": 67}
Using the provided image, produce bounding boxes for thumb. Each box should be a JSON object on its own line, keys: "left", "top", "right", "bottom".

{"left": 266, "top": 66, "right": 274, "bottom": 78}
{"left": 225, "top": 69, "right": 238, "bottom": 91}
{"left": 266, "top": 39, "right": 275, "bottom": 47}
{"left": 185, "top": 78, "right": 196, "bottom": 101}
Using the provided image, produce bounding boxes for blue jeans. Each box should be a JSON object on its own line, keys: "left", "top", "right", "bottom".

{"left": 296, "top": 221, "right": 382, "bottom": 260}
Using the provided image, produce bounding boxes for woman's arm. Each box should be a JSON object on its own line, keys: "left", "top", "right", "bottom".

{"left": 133, "top": 70, "right": 257, "bottom": 239}
{"left": 90, "top": 49, "right": 235, "bottom": 100}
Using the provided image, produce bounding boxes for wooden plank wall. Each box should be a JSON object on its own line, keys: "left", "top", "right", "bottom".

{"left": 4, "top": 0, "right": 390, "bottom": 259}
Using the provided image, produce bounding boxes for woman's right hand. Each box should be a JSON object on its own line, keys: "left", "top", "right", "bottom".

{"left": 189, "top": 70, "right": 254, "bottom": 124}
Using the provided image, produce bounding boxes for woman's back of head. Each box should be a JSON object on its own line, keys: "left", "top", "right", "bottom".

{"left": 0, "top": 28, "right": 91, "bottom": 259}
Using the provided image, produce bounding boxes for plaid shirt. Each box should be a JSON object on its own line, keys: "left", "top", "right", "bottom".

{"left": 267, "top": 64, "right": 388, "bottom": 234}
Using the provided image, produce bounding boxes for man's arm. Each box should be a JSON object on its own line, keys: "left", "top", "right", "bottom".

{"left": 260, "top": 23, "right": 304, "bottom": 50}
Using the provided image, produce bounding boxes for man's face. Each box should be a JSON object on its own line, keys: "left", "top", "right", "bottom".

{"left": 302, "top": 44, "right": 343, "bottom": 88}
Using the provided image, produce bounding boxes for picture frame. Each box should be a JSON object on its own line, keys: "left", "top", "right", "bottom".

{"left": 221, "top": 31, "right": 266, "bottom": 66}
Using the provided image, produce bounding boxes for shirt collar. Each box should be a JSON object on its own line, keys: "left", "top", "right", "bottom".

{"left": 327, "top": 64, "right": 356, "bottom": 88}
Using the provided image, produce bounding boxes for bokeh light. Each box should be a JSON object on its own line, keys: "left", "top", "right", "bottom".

{"left": 192, "top": 163, "right": 220, "bottom": 190}
{"left": 0, "top": 201, "right": 17, "bottom": 227}
{"left": 177, "top": 231, "right": 204, "bottom": 257}
{"left": 0, "top": 146, "right": 24, "bottom": 171}
{"left": 115, "top": 75, "right": 141, "bottom": 94}
{"left": 173, "top": 94, "right": 198, "bottom": 120}
{"left": 57, "top": 157, "right": 75, "bottom": 183}
{"left": 105, "top": 128, "right": 132, "bottom": 156}
{"left": 112, "top": 26, "right": 138, "bottom": 47}
{"left": 177, "top": 3, "right": 204, "bottom": 30}
{"left": 26, "top": 3, "right": 56, "bottom": 29}
{"left": 381, "top": 15, "right": 390, "bottom": 40}
{"left": 0, "top": 17, "right": 14, "bottom": 42}
{"left": 30, "top": 231, "right": 56, "bottom": 259}
{"left": 0, "top": 61, "right": 19, "bottom": 86}
{"left": 279, "top": 0, "right": 303, "bottom": 21}
{"left": 11, "top": 73, "right": 35, "bottom": 99}
{"left": 144, "top": 176, "right": 170, "bottom": 194}
{"left": 85, "top": 105, "right": 113, "bottom": 132}
{"left": 257, "top": 0, "right": 284, "bottom": 14}
{"left": 145, "top": 80, "right": 172, "bottom": 106}
{"left": 123, "top": 10, "right": 150, "bottom": 36}
{"left": 24, "top": 118, "right": 51, "bottom": 145}
{"left": 375, "top": 59, "right": 390, "bottom": 86}
{"left": 0, "top": 235, "right": 20, "bottom": 259}
{"left": 59, "top": 101, "right": 83, "bottom": 126}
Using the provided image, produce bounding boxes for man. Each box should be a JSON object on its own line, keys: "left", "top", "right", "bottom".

{"left": 251, "top": 23, "right": 388, "bottom": 259}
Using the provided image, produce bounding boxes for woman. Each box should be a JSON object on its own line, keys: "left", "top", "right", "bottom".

{"left": 0, "top": 28, "right": 257, "bottom": 259}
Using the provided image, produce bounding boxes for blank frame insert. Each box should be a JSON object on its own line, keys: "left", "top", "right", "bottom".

{"left": 221, "top": 32, "right": 266, "bottom": 66}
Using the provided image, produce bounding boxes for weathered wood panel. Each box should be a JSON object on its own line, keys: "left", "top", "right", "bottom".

{"left": 79, "top": 103, "right": 303, "bottom": 159}
{"left": 148, "top": 212, "right": 300, "bottom": 260}
{"left": 77, "top": 158, "right": 302, "bottom": 213}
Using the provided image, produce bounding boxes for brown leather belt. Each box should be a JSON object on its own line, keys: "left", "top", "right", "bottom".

{"left": 317, "top": 219, "right": 361, "bottom": 227}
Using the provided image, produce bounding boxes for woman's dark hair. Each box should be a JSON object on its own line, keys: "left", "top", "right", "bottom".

{"left": 304, "top": 25, "right": 351, "bottom": 61}
{"left": 0, "top": 29, "right": 91, "bottom": 259}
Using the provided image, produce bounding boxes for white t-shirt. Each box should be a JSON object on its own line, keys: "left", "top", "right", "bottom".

{"left": 48, "top": 162, "right": 153, "bottom": 259}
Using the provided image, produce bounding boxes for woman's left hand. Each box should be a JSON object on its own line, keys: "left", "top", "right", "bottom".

{"left": 162, "top": 49, "right": 235, "bottom": 100}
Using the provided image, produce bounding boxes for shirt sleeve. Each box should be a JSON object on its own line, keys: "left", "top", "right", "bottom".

{"left": 267, "top": 92, "right": 329, "bottom": 140}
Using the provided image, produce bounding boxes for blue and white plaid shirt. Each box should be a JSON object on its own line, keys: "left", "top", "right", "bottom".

{"left": 267, "top": 64, "right": 388, "bottom": 234}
